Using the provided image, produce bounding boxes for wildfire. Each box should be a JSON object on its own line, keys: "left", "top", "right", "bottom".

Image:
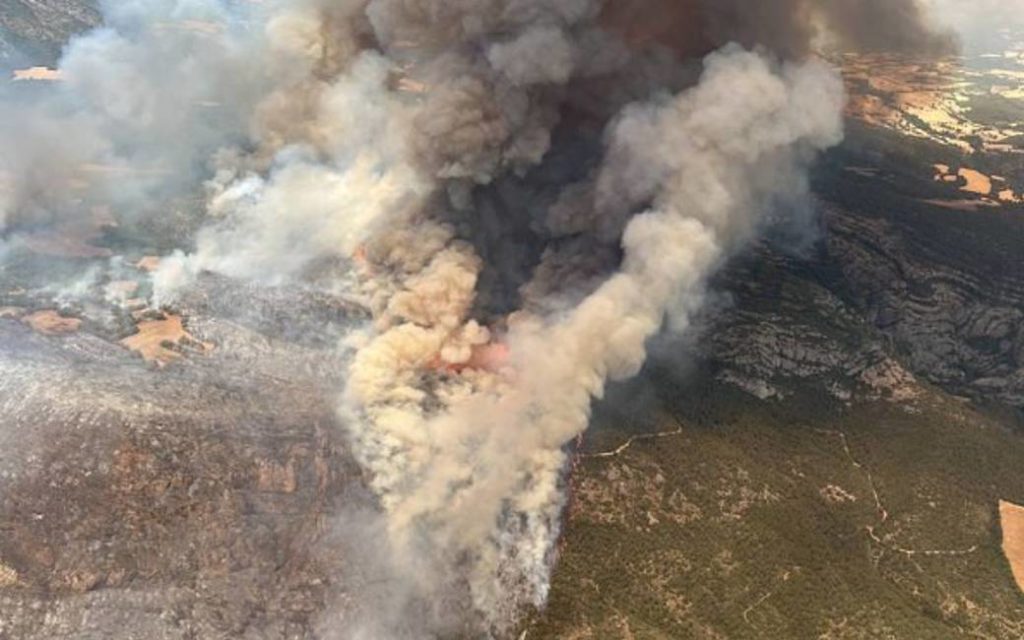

{"left": 428, "top": 341, "right": 510, "bottom": 374}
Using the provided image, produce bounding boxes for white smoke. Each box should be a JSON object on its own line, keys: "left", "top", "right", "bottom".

{"left": 340, "top": 46, "right": 843, "bottom": 634}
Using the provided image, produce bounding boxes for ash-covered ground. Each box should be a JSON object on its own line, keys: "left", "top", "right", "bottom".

{"left": 0, "top": 257, "right": 377, "bottom": 638}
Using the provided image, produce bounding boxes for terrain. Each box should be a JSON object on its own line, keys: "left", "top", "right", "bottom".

{"left": 531, "top": 180, "right": 1024, "bottom": 638}
{"left": 3, "top": 15, "right": 1024, "bottom": 640}
{"left": 0, "top": 274, "right": 371, "bottom": 638}
{"left": 0, "top": 0, "right": 97, "bottom": 68}
{"left": 530, "top": 42, "right": 1024, "bottom": 637}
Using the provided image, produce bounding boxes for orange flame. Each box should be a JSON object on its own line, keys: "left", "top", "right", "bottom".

{"left": 428, "top": 342, "right": 510, "bottom": 374}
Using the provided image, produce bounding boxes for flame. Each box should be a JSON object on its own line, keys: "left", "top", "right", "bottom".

{"left": 428, "top": 341, "right": 510, "bottom": 374}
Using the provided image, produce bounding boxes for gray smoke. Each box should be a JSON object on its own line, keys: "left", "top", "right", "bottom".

{"left": 604, "top": 0, "right": 956, "bottom": 59}
{"left": 0, "top": 0, "right": 954, "bottom": 637}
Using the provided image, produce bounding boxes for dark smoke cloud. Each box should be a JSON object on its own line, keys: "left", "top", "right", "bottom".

{"left": 817, "top": 0, "right": 957, "bottom": 55}
{"left": 604, "top": 0, "right": 957, "bottom": 59}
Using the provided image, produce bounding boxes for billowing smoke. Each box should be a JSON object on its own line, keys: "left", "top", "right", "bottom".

{"left": 1, "top": 0, "right": 952, "bottom": 636}
{"left": 604, "top": 0, "right": 956, "bottom": 59}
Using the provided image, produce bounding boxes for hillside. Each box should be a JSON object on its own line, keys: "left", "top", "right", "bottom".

{"left": 3, "top": 130, "right": 1024, "bottom": 637}
{"left": 528, "top": 93, "right": 1024, "bottom": 633}
{"left": 534, "top": 378, "right": 1024, "bottom": 639}
{"left": 0, "top": 0, "right": 97, "bottom": 67}
{"left": 3, "top": 12, "right": 1024, "bottom": 640}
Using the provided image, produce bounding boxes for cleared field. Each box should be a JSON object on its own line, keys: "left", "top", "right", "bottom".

{"left": 999, "top": 500, "right": 1024, "bottom": 593}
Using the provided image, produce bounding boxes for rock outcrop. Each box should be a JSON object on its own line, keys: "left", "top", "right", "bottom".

{"left": 699, "top": 169, "right": 1024, "bottom": 409}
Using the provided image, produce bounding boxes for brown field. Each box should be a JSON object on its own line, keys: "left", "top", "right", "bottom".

{"left": 22, "top": 310, "right": 82, "bottom": 336}
{"left": 120, "top": 314, "right": 213, "bottom": 366}
{"left": 11, "top": 66, "right": 62, "bottom": 81}
{"left": 999, "top": 500, "right": 1024, "bottom": 593}
{"left": 958, "top": 168, "right": 993, "bottom": 196}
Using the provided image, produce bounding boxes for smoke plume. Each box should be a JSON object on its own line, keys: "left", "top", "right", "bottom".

{"left": 0, "top": 0, "right": 952, "bottom": 636}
